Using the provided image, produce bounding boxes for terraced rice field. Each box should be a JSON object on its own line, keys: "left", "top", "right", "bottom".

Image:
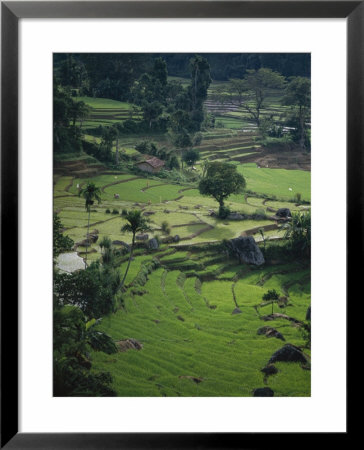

{"left": 54, "top": 166, "right": 308, "bottom": 257}
{"left": 91, "top": 248, "right": 311, "bottom": 396}
{"left": 75, "top": 97, "right": 142, "bottom": 130}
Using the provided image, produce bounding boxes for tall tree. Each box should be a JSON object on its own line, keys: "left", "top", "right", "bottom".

{"left": 283, "top": 76, "right": 311, "bottom": 149}
{"left": 199, "top": 162, "right": 246, "bottom": 217}
{"left": 79, "top": 183, "right": 102, "bottom": 267}
{"left": 229, "top": 68, "right": 285, "bottom": 126}
{"left": 53, "top": 304, "right": 117, "bottom": 397}
{"left": 119, "top": 210, "right": 152, "bottom": 289}
{"left": 53, "top": 213, "right": 74, "bottom": 261}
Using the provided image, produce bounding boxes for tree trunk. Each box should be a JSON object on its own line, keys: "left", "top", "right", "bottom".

{"left": 299, "top": 106, "right": 306, "bottom": 150}
{"left": 119, "top": 234, "right": 135, "bottom": 289}
{"left": 85, "top": 209, "right": 90, "bottom": 268}
{"left": 115, "top": 137, "right": 119, "bottom": 165}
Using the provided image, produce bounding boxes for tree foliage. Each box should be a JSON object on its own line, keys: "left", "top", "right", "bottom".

{"left": 282, "top": 210, "right": 311, "bottom": 254}
{"left": 53, "top": 304, "right": 117, "bottom": 396}
{"left": 229, "top": 68, "right": 286, "bottom": 126}
{"left": 53, "top": 213, "right": 74, "bottom": 259}
{"left": 198, "top": 162, "right": 246, "bottom": 216}
{"left": 54, "top": 261, "right": 120, "bottom": 318}
{"left": 283, "top": 76, "right": 311, "bottom": 149}
{"left": 119, "top": 210, "right": 152, "bottom": 289}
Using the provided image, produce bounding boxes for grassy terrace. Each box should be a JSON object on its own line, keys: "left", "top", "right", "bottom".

{"left": 55, "top": 80, "right": 311, "bottom": 397}
{"left": 91, "top": 248, "right": 310, "bottom": 396}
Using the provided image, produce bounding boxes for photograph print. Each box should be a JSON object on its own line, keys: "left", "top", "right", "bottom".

{"left": 53, "top": 53, "right": 311, "bottom": 397}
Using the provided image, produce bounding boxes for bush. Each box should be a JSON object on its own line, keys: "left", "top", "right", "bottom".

{"left": 112, "top": 209, "right": 119, "bottom": 215}
{"left": 54, "top": 262, "right": 120, "bottom": 318}
{"left": 295, "top": 192, "right": 302, "bottom": 204}
{"left": 105, "top": 209, "right": 111, "bottom": 214}
{"left": 121, "top": 209, "right": 128, "bottom": 217}
{"left": 161, "top": 221, "right": 171, "bottom": 235}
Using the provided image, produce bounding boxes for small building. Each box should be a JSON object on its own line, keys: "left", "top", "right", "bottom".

{"left": 136, "top": 156, "right": 165, "bottom": 174}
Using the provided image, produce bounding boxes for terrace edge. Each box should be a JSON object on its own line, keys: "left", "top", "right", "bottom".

{"left": 1, "top": 1, "right": 358, "bottom": 448}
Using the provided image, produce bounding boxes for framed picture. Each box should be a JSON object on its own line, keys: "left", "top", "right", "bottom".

{"left": 1, "top": 1, "right": 358, "bottom": 448}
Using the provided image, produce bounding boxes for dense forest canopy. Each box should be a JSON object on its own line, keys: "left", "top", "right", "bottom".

{"left": 54, "top": 53, "right": 310, "bottom": 94}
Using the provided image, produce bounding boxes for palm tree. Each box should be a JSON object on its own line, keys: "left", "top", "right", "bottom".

{"left": 281, "top": 210, "right": 311, "bottom": 254}
{"left": 79, "top": 182, "right": 102, "bottom": 267}
{"left": 119, "top": 210, "right": 151, "bottom": 289}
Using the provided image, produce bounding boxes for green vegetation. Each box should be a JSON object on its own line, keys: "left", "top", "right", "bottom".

{"left": 199, "top": 162, "right": 246, "bottom": 217}
{"left": 53, "top": 53, "right": 311, "bottom": 397}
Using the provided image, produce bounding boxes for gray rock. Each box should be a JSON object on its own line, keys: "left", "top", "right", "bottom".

{"left": 173, "top": 235, "right": 180, "bottom": 243}
{"left": 306, "top": 305, "right": 311, "bottom": 321}
{"left": 227, "top": 236, "right": 265, "bottom": 265}
{"left": 257, "top": 326, "right": 285, "bottom": 341}
{"left": 116, "top": 338, "right": 143, "bottom": 352}
{"left": 253, "top": 387, "right": 274, "bottom": 397}
{"left": 276, "top": 208, "right": 291, "bottom": 218}
{"left": 136, "top": 234, "right": 149, "bottom": 241}
{"left": 232, "top": 307, "right": 242, "bottom": 315}
{"left": 148, "top": 238, "right": 159, "bottom": 250}
{"left": 112, "top": 240, "right": 130, "bottom": 250}
{"left": 143, "top": 211, "right": 155, "bottom": 216}
{"left": 227, "top": 213, "right": 244, "bottom": 220}
{"left": 268, "top": 344, "right": 307, "bottom": 364}
{"left": 87, "top": 233, "right": 98, "bottom": 243}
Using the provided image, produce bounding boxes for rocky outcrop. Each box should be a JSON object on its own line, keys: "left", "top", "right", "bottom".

{"left": 276, "top": 208, "right": 291, "bottom": 218}
{"left": 136, "top": 234, "right": 149, "bottom": 241}
{"left": 268, "top": 344, "right": 307, "bottom": 364}
{"left": 112, "top": 240, "right": 130, "bottom": 251}
{"left": 116, "top": 338, "right": 143, "bottom": 352}
{"left": 227, "top": 236, "right": 265, "bottom": 265}
{"left": 257, "top": 326, "right": 285, "bottom": 341}
{"left": 148, "top": 238, "right": 159, "bottom": 250}
{"left": 253, "top": 387, "right": 274, "bottom": 397}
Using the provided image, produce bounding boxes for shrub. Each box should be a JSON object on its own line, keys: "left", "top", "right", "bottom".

{"left": 121, "top": 209, "right": 128, "bottom": 217}
{"left": 161, "top": 221, "right": 171, "bottom": 235}
{"left": 295, "top": 192, "right": 302, "bottom": 204}
{"left": 262, "top": 289, "right": 280, "bottom": 314}
{"left": 105, "top": 209, "right": 111, "bottom": 214}
{"left": 112, "top": 209, "right": 119, "bottom": 215}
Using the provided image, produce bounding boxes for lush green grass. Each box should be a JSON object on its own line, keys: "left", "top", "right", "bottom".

{"left": 75, "top": 96, "right": 137, "bottom": 110}
{"left": 237, "top": 164, "right": 311, "bottom": 201}
{"left": 90, "top": 249, "right": 310, "bottom": 397}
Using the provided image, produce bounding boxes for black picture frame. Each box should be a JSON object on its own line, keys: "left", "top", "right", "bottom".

{"left": 1, "top": 1, "right": 358, "bottom": 448}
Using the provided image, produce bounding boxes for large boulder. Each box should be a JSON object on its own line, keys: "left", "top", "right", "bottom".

{"left": 116, "top": 338, "right": 143, "bottom": 352}
{"left": 227, "top": 236, "right": 265, "bottom": 265}
{"left": 227, "top": 213, "right": 245, "bottom": 221}
{"left": 148, "top": 238, "right": 159, "bottom": 250}
{"left": 276, "top": 208, "right": 291, "bottom": 219}
{"left": 257, "top": 326, "right": 285, "bottom": 341}
{"left": 112, "top": 240, "right": 130, "bottom": 251}
{"left": 136, "top": 234, "right": 149, "bottom": 241}
{"left": 87, "top": 233, "right": 98, "bottom": 243}
{"left": 268, "top": 344, "right": 307, "bottom": 364}
{"left": 253, "top": 387, "right": 274, "bottom": 397}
